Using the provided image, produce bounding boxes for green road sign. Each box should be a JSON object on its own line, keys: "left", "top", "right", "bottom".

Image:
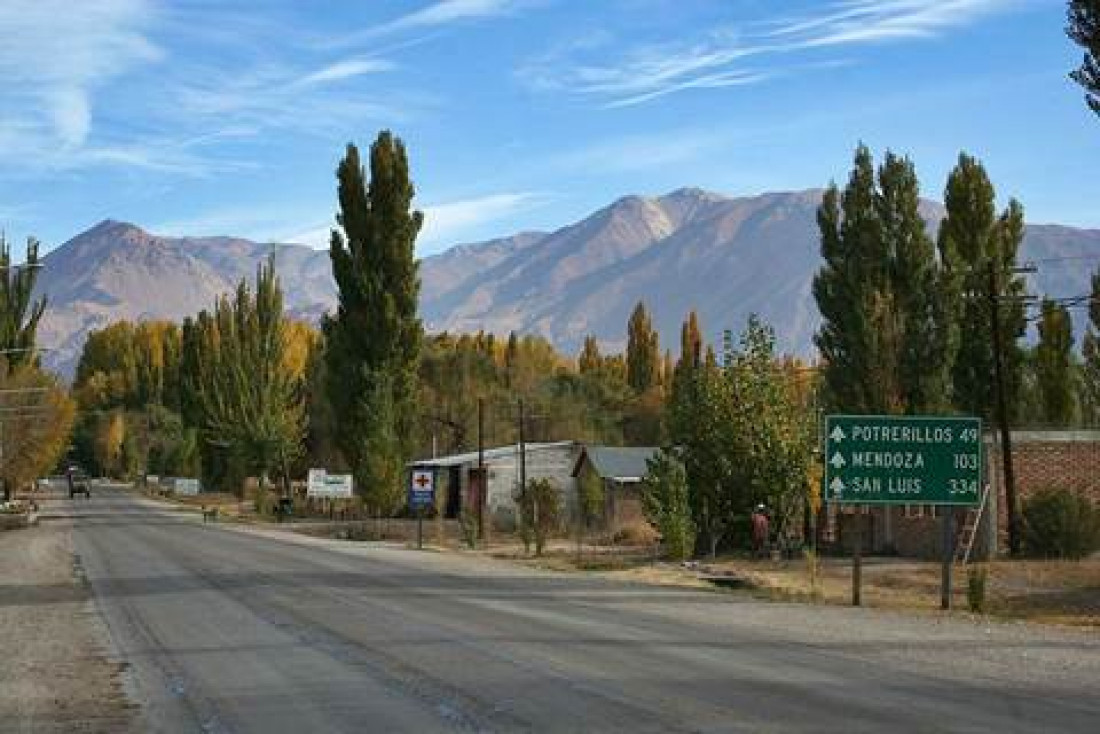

{"left": 824, "top": 415, "right": 982, "bottom": 506}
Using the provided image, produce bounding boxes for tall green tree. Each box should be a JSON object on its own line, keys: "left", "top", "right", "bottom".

{"left": 814, "top": 145, "right": 947, "bottom": 414}
{"left": 878, "top": 152, "right": 952, "bottom": 412}
{"left": 1080, "top": 268, "right": 1100, "bottom": 424}
{"left": 185, "top": 258, "right": 305, "bottom": 494}
{"left": 1068, "top": 0, "right": 1100, "bottom": 116}
{"left": 814, "top": 145, "right": 886, "bottom": 413}
{"left": 0, "top": 235, "right": 45, "bottom": 372}
{"left": 1035, "top": 299, "right": 1076, "bottom": 425}
{"left": 938, "top": 154, "right": 1027, "bottom": 421}
{"left": 626, "top": 301, "right": 659, "bottom": 393}
{"left": 723, "top": 315, "right": 816, "bottom": 543}
{"left": 324, "top": 132, "right": 423, "bottom": 511}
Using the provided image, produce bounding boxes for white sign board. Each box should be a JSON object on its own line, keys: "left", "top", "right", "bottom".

{"left": 307, "top": 469, "right": 354, "bottom": 499}
{"left": 173, "top": 477, "right": 200, "bottom": 495}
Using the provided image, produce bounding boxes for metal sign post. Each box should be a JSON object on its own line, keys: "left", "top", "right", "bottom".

{"left": 409, "top": 469, "right": 436, "bottom": 550}
{"left": 824, "top": 415, "right": 982, "bottom": 609}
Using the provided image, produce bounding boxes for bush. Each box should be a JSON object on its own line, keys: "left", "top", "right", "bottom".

{"left": 517, "top": 478, "right": 563, "bottom": 557}
{"left": 967, "top": 564, "right": 989, "bottom": 613}
{"left": 641, "top": 449, "right": 696, "bottom": 561}
{"left": 1022, "top": 488, "right": 1100, "bottom": 560}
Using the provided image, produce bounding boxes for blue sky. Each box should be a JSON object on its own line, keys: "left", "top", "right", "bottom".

{"left": 0, "top": 0, "right": 1097, "bottom": 260}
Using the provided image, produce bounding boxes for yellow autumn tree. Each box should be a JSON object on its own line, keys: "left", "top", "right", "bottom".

{"left": 0, "top": 365, "right": 76, "bottom": 495}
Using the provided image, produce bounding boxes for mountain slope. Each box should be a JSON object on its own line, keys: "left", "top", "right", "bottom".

{"left": 33, "top": 190, "right": 1100, "bottom": 376}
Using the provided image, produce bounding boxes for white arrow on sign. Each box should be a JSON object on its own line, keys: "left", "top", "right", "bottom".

{"left": 830, "top": 426, "right": 846, "bottom": 442}
{"left": 830, "top": 477, "right": 845, "bottom": 493}
{"left": 830, "top": 452, "right": 846, "bottom": 469}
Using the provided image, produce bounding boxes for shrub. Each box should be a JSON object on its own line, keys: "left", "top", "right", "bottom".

{"left": 967, "top": 564, "right": 989, "bottom": 613}
{"left": 517, "top": 478, "right": 563, "bottom": 557}
{"left": 1022, "top": 488, "right": 1100, "bottom": 560}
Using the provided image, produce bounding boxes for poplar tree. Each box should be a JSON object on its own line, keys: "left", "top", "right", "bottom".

{"left": 1068, "top": 0, "right": 1100, "bottom": 116}
{"left": 578, "top": 335, "right": 602, "bottom": 376}
{"left": 185, "top": 258, "right": 305, "bottom": 493}
{"left": 938, "top": 154, "right": 1027, "bottom": 421}
{"left": 1035, "top": 300, "right": 1076, "bottom": 425}
{"left": 878, "top": 152, "right": 951, "bottom": 412}
{"left": 0, "top": 235, "right": 45, "bottom": 373}
{"left": 324, "top": 132, "right": 423, "bottom": 512}
{"left": 626, "top": 301, "right": 659, "bottom": 393}
{"left": 813, "top": 145, "right": 890, "bottom": 413}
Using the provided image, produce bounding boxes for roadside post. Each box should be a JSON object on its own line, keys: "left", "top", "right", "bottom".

{"left": 409, "top": 469, "right": 435, "bottom": 550}
{"left": 824, "top": 415, "right": 982, "bottom": 609}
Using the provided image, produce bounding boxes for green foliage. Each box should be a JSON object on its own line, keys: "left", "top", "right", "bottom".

{"left": 1068, "top": 0, "right": 1100, "bottom": 116}
{"left": 1035, "top": 300, "right": 1077, "bottom": 425}
{"left": 517, "top": 477, "right": 563, "bottom": 556}
{"left": 416, "top": 331, "right": 632, "bottom": 457}
{"left": 723, "top": 317, "right": 817, "bottom": 542}
{"left": 324, "top": 133, "right": 423, "bottom": 513}
{"left": 967, "top": 564, "right": 989, "bottom": 613}
{"left": 641, "top": 449, "right": 695, "bottom": 561}
{"left": 939, "top": 154, "right": 1027, "bottom": 421}
{"left": 1022, "top": 487, "right": 1100, "bottom": 559}
{"left": 626, "top": 301, "right": 659, "bottom": 393}
{"left": 0, "top": 235, "right": 45, "bottom": 373}
{"left": 577, "top": 464, "right": 605, "bottom": 526}
{"left": 813, "top": 145, "right": 950, "bottom": 415}
{"left": 667, "top": 312, "right": 816, "bottom": 555}
{"left": 183, "top": 257, "right": 305, "bottom": 492}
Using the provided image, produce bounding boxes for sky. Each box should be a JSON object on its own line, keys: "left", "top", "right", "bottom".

{"left": 0, "top": 0, "right": 1097, "bottom": 260}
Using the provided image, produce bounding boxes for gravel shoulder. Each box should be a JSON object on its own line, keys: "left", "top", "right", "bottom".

{"left": 0, "top": 515, "right": 137, "bottom": 732}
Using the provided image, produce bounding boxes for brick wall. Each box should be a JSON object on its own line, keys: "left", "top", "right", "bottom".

{"left": 987, "top": 431, "right": 1100, "bottom": 547}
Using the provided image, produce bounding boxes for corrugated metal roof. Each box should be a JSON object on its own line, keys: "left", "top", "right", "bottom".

{"left": 578, "top": 446, "right": 659, "bottom": 482}
{"left": 409, "top": 441, "right": 576, "bottom": 468}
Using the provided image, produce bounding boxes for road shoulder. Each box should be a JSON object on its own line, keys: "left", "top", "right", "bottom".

{"left": 0, "top": 518, "right": 138, "bottom": 732}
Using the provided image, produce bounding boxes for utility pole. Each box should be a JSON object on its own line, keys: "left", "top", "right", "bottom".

{"left": 518, "top": 398, "right": 535, "bottom": 536}
{"left": 988, "top": 260, "right": 1026, "bottom": 557}
{"left": 477, "top": 397, "right": 485, "bottom": 541}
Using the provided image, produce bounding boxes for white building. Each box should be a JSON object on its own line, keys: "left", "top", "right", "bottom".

{"left": 409, "top": 442, "right": 580, "bottom": 528}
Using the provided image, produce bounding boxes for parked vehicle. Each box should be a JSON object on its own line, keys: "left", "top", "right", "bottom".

{"left": 67, "top": 467, "right": 91, "bottom": 499}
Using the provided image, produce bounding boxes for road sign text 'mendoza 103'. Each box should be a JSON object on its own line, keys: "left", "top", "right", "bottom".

{"left": 824, "top": 415, "right": 983, "bottom": 506}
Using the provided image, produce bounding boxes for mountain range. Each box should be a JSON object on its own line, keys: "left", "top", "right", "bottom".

{"left": 32, "top": 188, "right": 1100, "bottom": 376}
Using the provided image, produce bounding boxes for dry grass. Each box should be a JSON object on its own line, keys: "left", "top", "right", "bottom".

{"left": 495, "top": 543, "right": 1100, "bottom": 627}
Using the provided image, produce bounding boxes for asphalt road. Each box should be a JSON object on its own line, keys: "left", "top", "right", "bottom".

{"left": 50, "top": 487, "right": 1100, "bottom": 733}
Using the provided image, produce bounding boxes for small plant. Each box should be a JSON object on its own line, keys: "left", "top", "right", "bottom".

{"left": 967, "top": 563, "right": 989, "bottom": 613}
{"left": 458, "top": 507, "right": 480, "bottom": 550}
{"left": 804, "top": 548, "right": 823, "bottom": 602}
{"left": 517, "top": 478, "right": 563, "bottom": 557}
{"left": 1022, "top": 488, "right": 1100, "bottom": 560}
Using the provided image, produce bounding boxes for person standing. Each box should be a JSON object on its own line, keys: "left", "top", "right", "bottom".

{"left": 751, "top": 504, "right": 770, "bottom": 558}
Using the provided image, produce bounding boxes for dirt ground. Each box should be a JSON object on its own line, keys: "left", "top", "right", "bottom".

{"left": 495, "top": 541, "right": 1100, "bottom": 627}
{"left": 0, "top": 516, "right": 137, "bottom": 732}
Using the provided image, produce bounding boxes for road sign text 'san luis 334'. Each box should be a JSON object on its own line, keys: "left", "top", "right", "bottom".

{"left": 824, "top": 415, "right": 983, "bottom": 506}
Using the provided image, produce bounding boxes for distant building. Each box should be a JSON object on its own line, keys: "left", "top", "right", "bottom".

{"left": 571, "top": 446, "right": 659, "bottom": 529}
{"left": 409, "top": 442, "right": 580, "bottom": 529}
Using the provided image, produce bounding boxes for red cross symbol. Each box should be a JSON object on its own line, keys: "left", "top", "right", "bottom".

{"left": 415, "top": 474, "right": 431, "bottom": 488}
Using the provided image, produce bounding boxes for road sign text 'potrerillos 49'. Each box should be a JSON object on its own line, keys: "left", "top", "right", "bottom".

{"left": 824, "top": 415, "right": 982, "bottom": 506}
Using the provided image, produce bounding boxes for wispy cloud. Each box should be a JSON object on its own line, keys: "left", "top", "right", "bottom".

{"left": 420, "top": 192, "right": 551, "bottom": 247}
{"left": 521, "top": 0, "right": 1022, "bottom": 108}
{"left": 368, "top": 0, "right": 530, "bottom": 36}
{"left": 283, "top": 191, "right": 552, "bottom": 253}
{"left": 0, "top": 0, "right": 160, "bottom": 152}
{"left": 296, "top": 58, "right": 396, "bottom": 87}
